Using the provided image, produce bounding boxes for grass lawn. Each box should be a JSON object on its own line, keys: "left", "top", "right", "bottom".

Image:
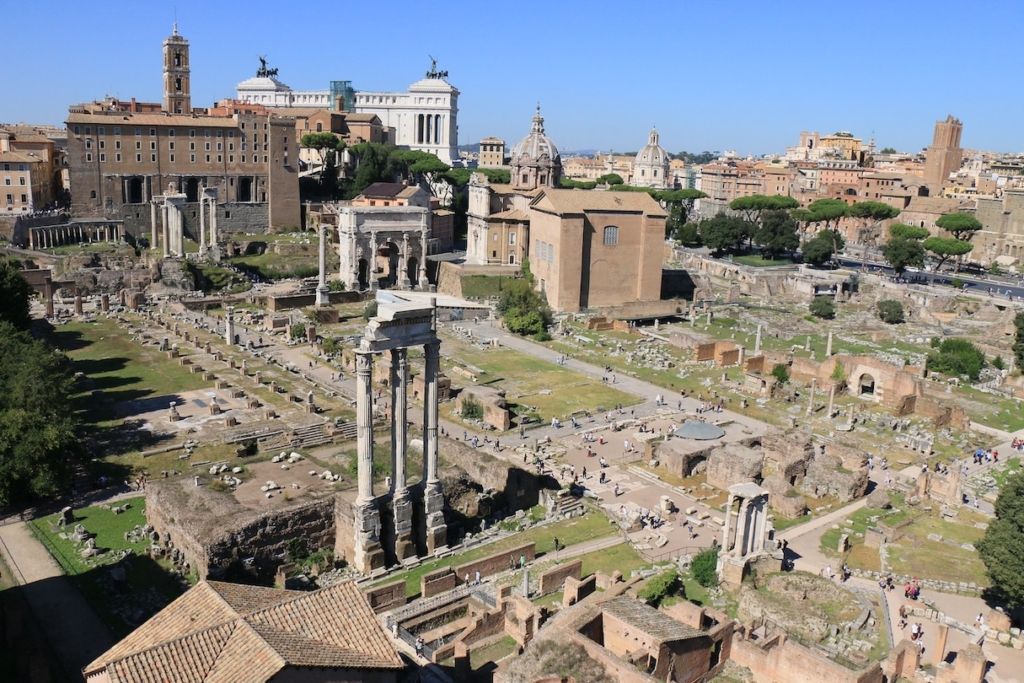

{"left": 378, "top": 510, "right": 618, "bottom": 598}
{"left": 469, "top": 635, "right": 517, "bottom": 670}
{"left": 991, "top": 459, "right": 1023, "bottom": 490}
{"left": 228, "top": 252, "right": 319, "bottom": 280}
{"left": 577, "top": 542, "right": 647, "bottom": 578}
{"left": 441, "top": 345, "right": 638, "bottom": 424}
{"left": 682, "top": 573, "right": 710, "bottom": 605}
{"left": 885, "top": 512, "right": 989, "bottom": 586}
{"left": 956, "top": 386, "right": 1024, "bottom": 432}
{"left": 732, "top": 254, "right": 795, "bottom": 267}
{"left": 28, "top": 497, "right": 186, "bottom": 637}
{"left": 460, "top": 275, "right": 521, "bottom": 299}
{"left": 50, "top": 318, "right": 207, "bottom": 423}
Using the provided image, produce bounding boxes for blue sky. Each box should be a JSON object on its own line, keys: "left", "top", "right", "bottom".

{"left": 2, "top": 1, "right": 1021, "bottom": 155}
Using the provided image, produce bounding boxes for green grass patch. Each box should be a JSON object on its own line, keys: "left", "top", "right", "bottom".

{"left": 28, "top": 497, "right": 186, "bottom": 637}
{"left": 733, "top": 254, "right": 795, "bottom": 267}
{"left": 469, "top": 635, "right": 517, "bottom": 669}
{"left": 682, "top": 573, "right": 710, "bottom": 605}
{"left": 49, "top": 318, "right": 207, "bottom": 424}
{"left": 377, "top": 510, "right": 617, "bottom": 598}
{"left": 460, "top": 275, "right": 521, "bottom": 299}
{"left": 229, "top": 252, "right": 318, "bottom": 280}
{"left": 578, "top": 542, "right": 647, "bottom": 578}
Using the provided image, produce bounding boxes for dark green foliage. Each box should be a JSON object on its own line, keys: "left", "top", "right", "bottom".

{"left": 497, "top": 280, "right": 552, "bottom": 338}
{"left": 804, "top": 198, "right": 848, "bottom": 228}
{"left": 638, "top": 569, "right": 680, "bottom": 607}
{"left": 0, "top": 321, "right": 81, "bottom": 506}
{"left": 674, "top": 222, "right": 702, "bottom": 246}
{"left": 691, "top": 548, "right": 719, "bottom": 587}
{"left": 927, "top": 338, "right": 986, "bottom": 380}
{"left": 876, "top": 300, "right": 905, "bottom": 324}
{"left": 879, "top": 147, "right": 897, "bottom": 154}
{"left": 348, "top": 142, "right": 395, "bottom": 196}
{"left": 809, "top": 297, "right": 836, "bottom": 319}
{"left": 848, "top": 201, "right": 900, "bottom": 224}
{"left": 935, "top": 212, "right": 982, "bottom": 241}
{"left": 699, "top": 214, "right": 753, "bottom": 255}
{"left": 559, "top": 177, "right": 597, "bottom": 190}
{"left": 923, "top": 236, "right": 973, "bottom": 271}
{"left": 0, "top": 259, "right": 31, "bottom": 330}
{"left": 993, "top": 356, "right": 1005, "bottom": 371}
{"left": 754, "top": 209, "right": 800, "bottom": 258}
{"left": 888, "top": 223, "right": 930, "bottom": 240}
{"left": 289, "top": 323, "right": 307, "bottom": 340}
{"left": 460, "top": 396, "right": 483, "bottom": 420}
{"left": 596, "top": 173, "right": 624, "bottom": 185}
{"left": 801, "top": 233, "right": 837, "bottom": 266}
{"left": 673, "top": 151, "right": 718, "bottom": 165}
{"left": 1014, "top": 313, "right": 1024, "bottom": 369}
{"left": 363, "top": 300, "right": 378, "bottom": 320}
{"left": 327, "top": 280, "right": 346, "bottom": 292}
{"left": 977, "top": 471, "right": 1024, "bottom": 610}
{"left": 443, "top": 167, "right": 511, "bottom": 186}
{"left": 882, "top": 237, "right": 926, "bottom": 274}
{"left": 771, "top": 363, "right": 790, "bottom": 384}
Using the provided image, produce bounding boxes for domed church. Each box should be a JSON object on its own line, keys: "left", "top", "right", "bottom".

{"left": 630, "top": 128, "right": 671, "bottom": 189}
{"left": 510, "top": 105, "right": 562, "bottom": 191}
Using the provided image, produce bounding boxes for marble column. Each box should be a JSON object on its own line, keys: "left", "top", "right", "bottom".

{"left": 391, "top": 348, "right": 413, "bottom": 559}
{"left": 356, "top": 351, "right": 375, "bottom": 503}
{"left": 807, "top": 379, "right": 817, "bottom": 416}
{"left": 753, "top": 495, "right": 768, "bottom": 555}
{"left": 224, "top": 306, "right": 235, "bottom": 346}
{"left": 826, "top": 330, "right": 834, "bottom": 357}
{"left": 754, "top": 324, "right": 762, "bottom": 355}
{"left": 198, "top": 196, "right": 207, "bottom": 252}
{"left": 419, "top": 218, "right": 429, "bottom": 288}
{"left": 721, "top": 494, "right": 736, "bottom": 552}
{"left": 316, "top": 224, "right": 329, "bottom": 306}
{"left": 736, "top": 499, "right": 752, "bottom": 557}
{"left": 423, "top": 338, "right": 447, "bottom": 551}
{"left": 209, "top": 200, "right": 217, "bottom": 246}
{"left": 162, "top": 206, "right": 170, "bottom": 258}
{"left": 353, "top": 349, "right": 384, "bottom": 572}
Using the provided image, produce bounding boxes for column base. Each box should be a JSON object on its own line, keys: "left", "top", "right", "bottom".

{"left": 315, "top": 285, "right": 329, "bottom": 307}
{"left": 393, "top": 491, "right": 415, "bottom": 561}
{"left": 423, "top": 483, "right": 447, "bottom": 553}
{"left": 352, "top": 499, "right": 386, "bottom": 574}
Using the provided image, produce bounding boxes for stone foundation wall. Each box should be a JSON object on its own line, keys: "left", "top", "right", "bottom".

{"left": 456, "top": 542, "right": 535, "bottom": 582}
{"left": 442, "top": 441, "right": 546, "bottom": 513}
{"left": 538, "top": 559, "right": 583, "bottom": 595}
{"left": 363, "top": 580, "right": 406, "bottom": 613}
{"left": 118, "top": 201, "right": 269, "bottom": 239}
{"left": 422, "top": 569, "right": 460, "bottom": 598}
{"left": 729, "top": 633, "right": 884, "bottom": 683}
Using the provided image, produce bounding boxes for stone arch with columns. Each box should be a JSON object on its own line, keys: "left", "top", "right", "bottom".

{"left": 336, "top": 205, "right": 430, "bottom": 292}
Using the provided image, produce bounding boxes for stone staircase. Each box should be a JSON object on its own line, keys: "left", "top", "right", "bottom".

{"left": 548, "top": 489, "right": 585, "bottom": 518}
{"left": 259, "top": 422, "right": 331, "bottom": 451}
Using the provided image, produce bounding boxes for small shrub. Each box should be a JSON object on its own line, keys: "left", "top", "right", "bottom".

{"left": 460, "top": 396, "right": 483, "bottom": 420}
{"left": 289, "top": 323, "right": 307, "bottom": 340}
{"left": 993, "top": 355, "right": 1005, "bottom": 371}
{"left": 771, "top": 363, "right": 790, "bottom": 384}
{"left": 639, "top": 569, "right": 680, "bottom": 607}
{"left": 363, "top": 300, "right": 378, "bottom": 320}
{"left": 809, "top": 297, "right": 836, "bottom": 319}
{"left": 327, "top": 280, "right": 346, "bottom": 292}
{"left": 876, "top": 299, "right": 905, "bottom": 324}
{"left": 951, "top": 277, "right": 965, "bottom": 289}
{"left": 692, "top": 548, "right": 719, "bottom": 587}
{"left": 927, "top": 338, "right": 986, "bottom": 380}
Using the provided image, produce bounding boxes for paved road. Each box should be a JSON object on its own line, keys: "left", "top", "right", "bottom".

{"left": 0, "top": 522, "right": 114, "bottom": 679}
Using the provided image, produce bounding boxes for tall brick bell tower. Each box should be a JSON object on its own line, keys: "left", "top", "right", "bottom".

{"left": 162, "top": 23, "right": 191, "bottom": 114}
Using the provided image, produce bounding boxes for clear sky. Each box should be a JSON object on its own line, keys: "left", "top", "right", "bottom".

{"left": 2, "top": 0, "right": 1021, "bottom": 156}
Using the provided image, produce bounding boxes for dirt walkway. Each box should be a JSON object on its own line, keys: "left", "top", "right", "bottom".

{"left": 0, "top": 522, "right": 114, "bottom": 678}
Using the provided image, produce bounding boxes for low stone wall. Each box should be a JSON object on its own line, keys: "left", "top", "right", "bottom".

{"left": 264, "top": 290, "right": 363, "bottom": 312}
{"left": 363, "top": 580, "right": 406, "bottom": 613}
{"left": 422, "top": 569, "right": 460, "bottom": 599}
{"left": 730, "top": 632, "right": 884, "bottom": 683}
{"left": 420, "top": 542, "right": 537, "bottom": 598}
{"left": 443, "top": 441, "right": 547, "bottom": 513}
{"left": 538, "top": 559, "right": 583, "bottom": 595}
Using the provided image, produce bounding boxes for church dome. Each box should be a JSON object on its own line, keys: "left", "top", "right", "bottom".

{"left": 635, "top": 128, "right": 668, "bottom": 167}
{"left": 511, "top": 105, "right": 560, "bottom": 164}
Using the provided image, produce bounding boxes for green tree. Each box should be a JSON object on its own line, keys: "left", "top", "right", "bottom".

{"left": 801, "top": 229, "right": 846, "bottom": 267}
{"left": 882, "top": 237, "right": 926, "bottom": 275}
{"left": 848, "top": 201, "right": 900, "bottom": 241}
{"left": 810, "top": 297, "right": 836, "bottom": 319}
{"left": 754, "top": 209, "right": 800, "bottom": 259}
{"left": 876, "top": 300, "right": 905, "bottom": 324}
{"left": 497, "top": 280, "right": 552, "bottom": 339}
{"left": 805, "top": 198, "right": 848, "bottom": 231}
{"left": 993, "top": 355, "right": 1005, "bottom": 371}
{"left": 348, "top": 142, "right": 395, "bottom": 196}
{"left": 596, "top": 173, "right": 624, "bottom": 185}
{"left": 935, "top": 212, "right": 982, "bottom": 241}
{"left": 927, "top": 338, "right": 986, "bottom": 380}
{"left": 1014, "top": 313, "right": 1024, "bottom": 370}
{"left": 300, "top": 132, "right": 341, "bottom": 179}
{"left": 923, "top": 236, "right": 974, "bottom": 272}
{"left": 657, "top": 188, "right": 707, "bottom": 237}
{"left": 879, "top": 147, "right": 897, "bottom": 154}
{"left": 699, "top": 214, "right": 753, "bottom": 255}
{"left": 638, "top": 569, "right": 680, "bottom": 607}
{"left": 0, "top": 259, "right": 32, "bottom": 330}
{"left": 977, "top": 470, "right": 1024, "bottom": 610}
{"left": 389, "top": 149, "right": 449, "bottom": 184}
{"left": 691, "top": 548, "right": 719, "bottom": 587}
{"left": 888, "top": 223, "right": 930, "bottom": 240}
{"left": 771, "top": 363, "right": 790, "bottom": 384}
{"left": 674, "top": 222, "right": 702, "bottom": 247}
{"left": 0, "top": 321, "right": 81, "bottom": 506}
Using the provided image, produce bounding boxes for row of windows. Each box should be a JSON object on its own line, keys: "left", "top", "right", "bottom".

{"left": 5, "top": 194, "right": 29, "bottom": 204}
{"left": 3, "top": 177, "right": 27, "bottom": 185}
{"left": 72, "top": 125, "right": 258, "bottom": 138}
{"left": 85, "top": 152, "right": 268, "bottom": 164}
{"left": 2, "top": 163, "right": 29, "bottom": 172}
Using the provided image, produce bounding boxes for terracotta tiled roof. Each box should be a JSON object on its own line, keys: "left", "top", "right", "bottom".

{"left": 531, "top": 188, "right": 667, "bottom": 217}
{"left": 0, "top": 151, "right": 43, "bottom": 163}
{"left": 487, "top": 209, "right": 531, "bottom": 221}
{"left": 85, "top": 580, "right": 402, "bottom": 682}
